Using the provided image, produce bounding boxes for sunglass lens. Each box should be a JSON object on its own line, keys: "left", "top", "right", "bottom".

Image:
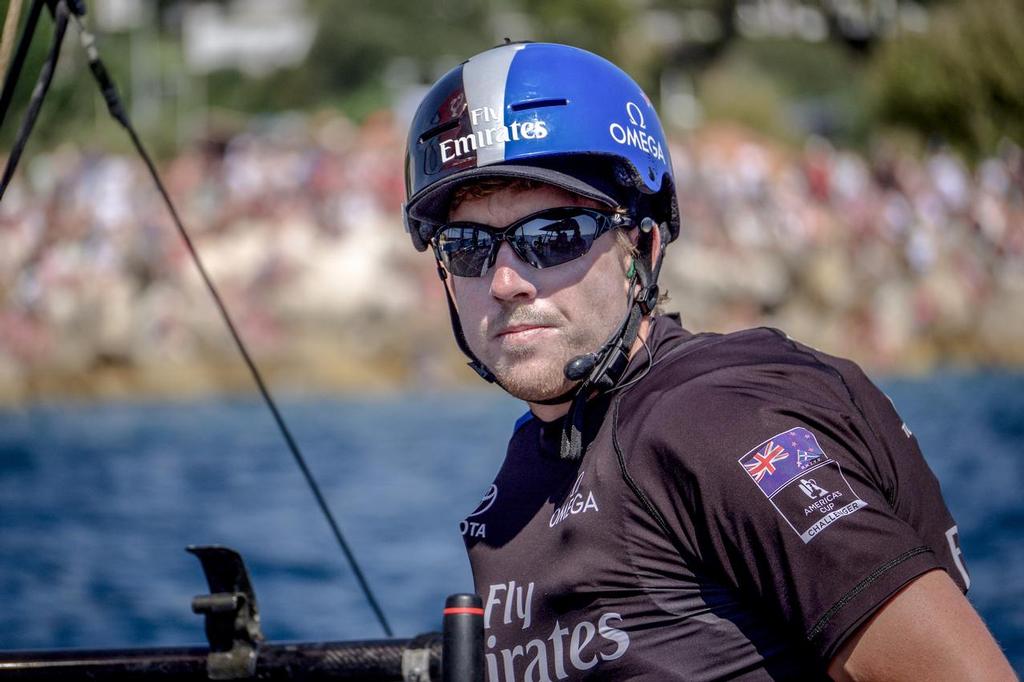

{"left": 437, "top": 226, "right": 494, "bottom": 277}
{"left": 515, "top": 212, "right": 603, "bottom": 268}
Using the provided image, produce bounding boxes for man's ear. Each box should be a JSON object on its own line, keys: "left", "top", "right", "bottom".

{"left": 633, "top": 223, "right": 662, "bottom": 270}
{"left": 650, "top": 223, "right": 663, "bottom": 268}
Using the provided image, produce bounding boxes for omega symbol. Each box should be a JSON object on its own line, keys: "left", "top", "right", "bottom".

{"left": 467, "top": 484, "right": 498, "bottom": 518}
{"left": 626, "top": 101, "right": 646, "bottom": 129}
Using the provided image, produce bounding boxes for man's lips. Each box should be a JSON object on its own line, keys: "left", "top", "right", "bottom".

{"left": 494, "top": 324, "right": 553, "bottom": 339}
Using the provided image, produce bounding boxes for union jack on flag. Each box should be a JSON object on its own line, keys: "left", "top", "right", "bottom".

{"left": 743, "top": 442, "right": 789, "bottom": 482}
{"left": 738, "top": 427, "right": 829, "bottom": 497}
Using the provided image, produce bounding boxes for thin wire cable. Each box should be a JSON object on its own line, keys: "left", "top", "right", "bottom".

{"left": 0, "top": 0, "right": 40, "bottom": 128}
{"left": 0, "top": 0, "right": 66, "bottom": 202}
{"left": 71, "top": 14, "right": 393, "bottom": 638}
{"left": 607, "top": 332, "right": 654, "bottom": 395}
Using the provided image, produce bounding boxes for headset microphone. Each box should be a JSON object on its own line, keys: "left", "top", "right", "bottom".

{"left": 564, "top": 353, "right": 599, "bottom": 381}
{"left": 563, "top": 218, "right": 660, "bottom": 385}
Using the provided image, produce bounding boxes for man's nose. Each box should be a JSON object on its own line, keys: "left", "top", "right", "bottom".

{"left": 489, "top": 242, "right": 537, "bottom": 301}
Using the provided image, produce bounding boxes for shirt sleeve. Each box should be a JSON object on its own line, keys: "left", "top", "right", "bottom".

{"left": 625, "top": 352, "right": 956, "bottom": 665}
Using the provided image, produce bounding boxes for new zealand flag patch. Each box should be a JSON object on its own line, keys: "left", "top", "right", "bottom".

{"left": 739, "top": 426, "right": 826, "bottom": 497}
{"left": 738, "top": 427, "right": 867, "bottom": 543}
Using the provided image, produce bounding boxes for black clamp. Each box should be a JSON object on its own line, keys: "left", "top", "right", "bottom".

{"left": 636, "top": 283, "right": 659, "bottom": 315}
{"left": 187, "top": 545, "right": 265, "bottom": 680}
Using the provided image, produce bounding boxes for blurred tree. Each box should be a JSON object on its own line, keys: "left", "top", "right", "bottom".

{"left": 517, "top": 0, "right": 630, "bottom": 59}
{"left": 699, "top": 56, "right": 795, "bottom": 140}
{"left": 868, "top": 0, "right": 1024, "bottom": 158}
{"left": 6, "top": 0, "right": 1019, "bottom": 162}
{"left": 699, "top": 37, "right": 868, "bottom": 143}
{"left": 204, "top": 0, "right": 496, "bottom": 120}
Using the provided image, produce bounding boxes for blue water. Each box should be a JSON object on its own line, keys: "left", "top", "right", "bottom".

{"left": 0, "top": 374, "right": 1022, "bottom": 671}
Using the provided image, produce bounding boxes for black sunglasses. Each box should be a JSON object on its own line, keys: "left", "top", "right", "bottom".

{"left": 431, "top": 207, "right": 631, "bottom": 278}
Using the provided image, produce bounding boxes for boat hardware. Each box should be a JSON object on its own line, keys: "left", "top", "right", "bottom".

{"left": 188, "top": 546, "right": 265, "bottom": 680}
{"left": 0, "top": 546, "right": 484, "bottom": 680}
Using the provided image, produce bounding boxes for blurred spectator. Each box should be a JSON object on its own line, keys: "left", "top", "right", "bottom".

{"left": 1, "top": 114, "right": 1022, "bottom": 400}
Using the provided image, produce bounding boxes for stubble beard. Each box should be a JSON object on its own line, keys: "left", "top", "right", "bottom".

{"left": 472, "top": 308, "right": 612, "bottom": 404}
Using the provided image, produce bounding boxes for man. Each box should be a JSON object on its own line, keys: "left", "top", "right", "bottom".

{"left": 402, "top": 42, "right": 1014, "bottom": 681}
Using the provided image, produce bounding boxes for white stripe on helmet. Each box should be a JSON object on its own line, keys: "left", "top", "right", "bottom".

{"left": 462, "top": 44, "right": 525, "bottom": 167}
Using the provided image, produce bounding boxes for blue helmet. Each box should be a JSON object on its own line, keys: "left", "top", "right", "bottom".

{"left": 403, "top": 42, "right": 678, "bottom": 251}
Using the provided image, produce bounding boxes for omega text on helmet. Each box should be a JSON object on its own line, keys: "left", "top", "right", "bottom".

{"left": 608, "top": 101, "right": 665, "bottom": 162}
{"left": 608, "top": 122, "right": 665, "bottom": 162}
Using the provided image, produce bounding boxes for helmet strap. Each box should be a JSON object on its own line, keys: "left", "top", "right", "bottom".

{"left": 559, "top": 289, "right": 643, "bottom": 460}
{"left": 558, "top": 220, "right": 664, "bottom": 460}
{"left": 435, "top": 263, "right": 498, "bottom": 384}
{"left": 435, "top": 261, "right": 586, "bottom": 401}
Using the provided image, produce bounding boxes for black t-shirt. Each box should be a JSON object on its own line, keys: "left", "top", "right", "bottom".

{"left": 463, "top": 316, "right": 969, "bottom": 681}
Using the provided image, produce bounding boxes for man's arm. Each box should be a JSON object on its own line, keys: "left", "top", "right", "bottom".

{"left": 828, "top": 569, "right": 1016, "bottom": 681}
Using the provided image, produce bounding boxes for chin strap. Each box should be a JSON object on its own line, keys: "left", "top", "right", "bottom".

{"left": 435, "top": 263, "right": 499, "bottom": 384}
{"left": 558, "top": 217, "right": 665, "bottom": 460}
{"left": 558, "top": 294, "right": 643, "bottom": 459}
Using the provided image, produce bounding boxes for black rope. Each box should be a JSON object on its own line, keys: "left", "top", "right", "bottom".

{"left": 0, "top": 0, "right": 44, "bottom": 129}
{"left": 0, "top": 0, "right": 68, "bottom": 202}
{"left": 0, "top": 0, "right": 397, "bottom": 635}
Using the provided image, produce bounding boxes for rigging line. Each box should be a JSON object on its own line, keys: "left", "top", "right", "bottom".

{"left": 0, "top": 0, "right": 42, "bottom": 129}
{"left": 0, "top": 0, "right": 67, "bottom": 202}
{"left": 68, "top": 13, "right": 394, "bottom": 637}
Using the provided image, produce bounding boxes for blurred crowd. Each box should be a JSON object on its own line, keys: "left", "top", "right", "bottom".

{"left": 667, "top": 126, "right": 1024, "bottom": 368}
{"left": 1, "top": 111, "right": 1022, "bottom": 399}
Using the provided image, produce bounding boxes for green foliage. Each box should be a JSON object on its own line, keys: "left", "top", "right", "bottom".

{"left": 727, "top": 38, "right": 861, "bottom": 100}
{"left": 517, "top": 0, "right": 631, "bottom": 58}
{"left": 698, "top": 58, "right": 795, "bottom": 141}
{"left": 264, "top": 0, "right": 496, "bottom": 116}
{"left": 0, "top": 3, "right": 185, "bottom": 157}
{"left": 696, "top": 38, "right": 867, "bottom": 144}
{"left": 1, "top": 0, "right": 79, "bottom": 150}
{"left": 868, "top": 0, "right": 1024, "bottom": 158}
{"left": 3, "top": 0, "right": 1018, "bottom": 163}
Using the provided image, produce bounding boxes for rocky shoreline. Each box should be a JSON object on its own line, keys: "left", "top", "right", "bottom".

{"left": 3, "top": 305, "right": 1022, "bottom": 408}
{"left": 3, "top": 122, "right": 1021, "bottom": 406}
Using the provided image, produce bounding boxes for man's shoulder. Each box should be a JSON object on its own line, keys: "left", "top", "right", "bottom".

{"left": 642, "top": 324, "right": 852, "bottom": 399}
{"left": 616, "top": 325, "right": 871, "bottom": 464}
